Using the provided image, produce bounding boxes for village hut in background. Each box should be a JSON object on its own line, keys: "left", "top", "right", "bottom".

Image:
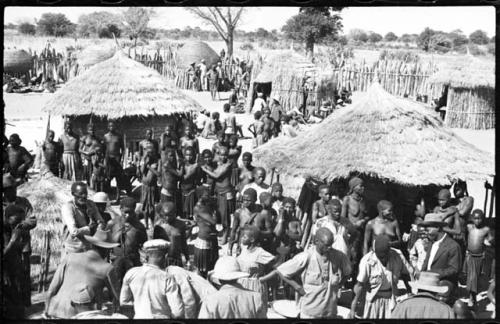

{"left": 175, "top": 41, "right": 220, "bottom": 69}
{"left": 248, "top": 51, "right": 320, "bottom": 113}
{"left": 428, "top": 56, "right": 495, "bottom": 129}
{"left": 253, "top": 83, "right": 495, "bottom": 231}
{"left": 42, "top": 50, "right": 203, "bottom": 157}
{"left": 3, "top": 49, "right": 33, "bottom": 79}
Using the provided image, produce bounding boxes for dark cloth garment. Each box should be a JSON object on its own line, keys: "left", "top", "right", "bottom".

{"left": 422, "top": 235, "right": 462, "bottom": 286}
{"left": 21, "top": 252, "right": 31, "bottom": 307}
{"left": 230, "top": 167, "right": 239, "bottom": 188}
{"left": 141, "top": 185, "right": 157, "bottom": 216}
{"left": 463, "top": 252, "right": 485, "bottom": 294}
{"left": 111, "top": 255, "right": 134, "bottom": 292}
{"left": 193, "top": 237, "right": 219, "bottom": 277}
{"left": 215, "top": 190, "right": 236, "bottom": 227}
{"left": 297, "top": 180, "right": 320, "bottom": 218}
{"left": 391, "top": 292, "right": 455, "bottom": 319}
{"left": 47, "top": 162, "right": 60, "bottom": 177}
{"left": 2, "top": 230, "right": 26, "bottom": 319}
{"left": 167, "top": 256, "right": 183, "bottom": 267}
{"left": 106, "top": 157, "right": 130, "bottom": 192}
{"left": 182, "top": 189, "right": 197, "bottom": 220}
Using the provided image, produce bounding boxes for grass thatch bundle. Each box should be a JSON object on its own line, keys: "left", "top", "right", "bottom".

{"left": 42, "top": 50, "right": 203, "bottom": 119}
{"left": 175, "top": 41, "right": 220, "bottom": 69}
{"left": 428, "top": 56, "right": 494, "bottom": 88}
{"left": 4, "top": 49, "right": 33, "bottom": 74}
{"left": 17, "top": 174, "right": 95, "bottom": 280}
{"left": 253, "top": 82, "right": 494, "bottom": 186}
{"left": 77, "top": 44, "right": 116, "bottom": 68}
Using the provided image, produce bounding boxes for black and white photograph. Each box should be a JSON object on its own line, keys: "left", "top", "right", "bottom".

{"left": 2, "top": 4, "right": 496, "bottom": 320}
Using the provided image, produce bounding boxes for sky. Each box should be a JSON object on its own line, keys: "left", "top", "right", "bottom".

{"left": 4, "top": 6, "right": 496, "bottom": 37}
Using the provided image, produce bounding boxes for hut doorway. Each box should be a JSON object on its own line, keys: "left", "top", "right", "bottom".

{"left": 251, "top": 82, "right": 272, "bottom": 110}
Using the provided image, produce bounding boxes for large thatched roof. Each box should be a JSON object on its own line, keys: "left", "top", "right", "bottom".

{"left": 428, "top": 56, "right": 494, "bottom": 88}
{"left": 253, "top": 51, "right": 317, "bottom": 83}
{"left": 253, "top": 83, "right": 494, "bottom": 186}
{"left": 43, "top": 50, "right": 202, "bottom": 118}
{"left": 176, "top": 41, "right": 220, "bottom": 69}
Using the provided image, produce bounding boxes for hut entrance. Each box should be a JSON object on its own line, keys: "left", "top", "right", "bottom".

{"left": 251, "top": 82, "right": 272, "bottom": 109}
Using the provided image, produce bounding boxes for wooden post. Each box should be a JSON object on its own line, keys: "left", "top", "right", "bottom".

{"left": 489, "top": 177, "right": 495, "bottom": 218}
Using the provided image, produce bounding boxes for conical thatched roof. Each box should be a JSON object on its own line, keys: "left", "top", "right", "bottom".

{"left": 253, "top": 51, "right": 317, "bottom": 83}
{"left": 428, "top": 56, "right": 494, "bottom": 88}
{"left": 43, "top": 50, "right": 202, "bottom": 118}
{"left": 176, "top": 41, "right": 220, "bottom": 69}
{"left": 253, "top": 83, "right": 494, "bottom": 186}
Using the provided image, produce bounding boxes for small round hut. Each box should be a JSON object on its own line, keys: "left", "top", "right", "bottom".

{"left": 42, "top": 50, "right": 203, "bottom": 156}
{"left": 175, "top": 41, "right": 220, "bottom": 69}
{"left": 3, "top": 49, "right": 33, "bottom": 78}
{"left": 248, "top": 51, "right": 319, "bottom": 113}
{"left": 253, "top": 83, "right": 495, "bottom": 231}
{"left": 428, "top": 56, "right": 495, "bottom": 129}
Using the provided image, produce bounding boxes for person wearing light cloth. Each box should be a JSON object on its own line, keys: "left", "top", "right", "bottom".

{"left": 252, "top": 92, "right": 267, "bottom": 113}
{"left": 59, "top": 121, "right": 81, "bottom": 181}
{"left": 200, "top": 257, "right": 266, "bottom": 318}
{"left": 70, "top": 284, "right": 128, "bottom": 319}
{"left": 120, "top": 239, "right": 184, "bottom": 319}
{"left": 391, "top": 271, "right": 454, "bottom": 318}
{"left": 349, "top": 235, "right": 414, "bottom": 319}
{"left": 274, "top": 227, "right": 352, "bottom": 318}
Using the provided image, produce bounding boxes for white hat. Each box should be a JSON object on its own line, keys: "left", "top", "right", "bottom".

{"left": 92, "top": 192, "right": 110, "bottom": 204}
{"left": 211, "top": 256, "right": 249, "bottom": 281}
{"left": 272, "top": 300, "right": 299, "bottom": 318}
{"left": 409, "top": 271, "right": 449, "bottom": 294}
{"left": 143, "top": 239, "right": 170, "bottom": 251}
{"left": 257, "top": 92, "right": 263, "bottom": 97}
{"left": 272, "top": 95, "right": 280, "bottom": 103}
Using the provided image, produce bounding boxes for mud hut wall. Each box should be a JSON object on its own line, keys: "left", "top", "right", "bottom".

{"left": 445, "top": 86, "right": 495, "bottom": 130}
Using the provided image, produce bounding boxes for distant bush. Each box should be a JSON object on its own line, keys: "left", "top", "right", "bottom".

{"left": 18, "top": 22, "right": 36, "bottom": 35}
{"left": 240, "top": 42, "right": 254, "bottom": 51}
{"left": 379, "top": 49, "right": 420, "bottom": 62}
{"left": 469, "top": 44, "right": 486, "bottom": 56}
{"left": 487, "top": 43, "right": 495, "bottom": 55}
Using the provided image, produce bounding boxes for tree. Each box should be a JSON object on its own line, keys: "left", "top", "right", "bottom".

{"left": 469, "top": 29, "right": 489, "bottom": 45}
{"left": 18, "top": 22, "right": 36, "bottom": 35}
{"left": 122, "top": 8, "right": 155, "bottom": 46}
{"left": 77, "top": 11, "right": 122, "bottom": 38}
{"left": 185, "top": 7, "right": 245, "bottom": 58}
{"left": 429, "top": 33, "right": 452, "bottom": 53}
{"left": 282, "top": 7, "right": 343, "bottom": 59}
{"left": 490, "top": 35, "right": 495, "bottom": 43}
{"left": 384, "top": 32, "right": 397, "bottom": 42}
{"left": 400, "top": 33, "right": 418, "bottom": 44}
{"left": 448, "top": 29, "right": 468, "bottom": 48}
{"left": 256, "top": 28, "right": 270, "bottom": 39}
{"left": 348, "top": 29, "right": 368, "bottom": 43}
{"left": 36, "top": 13, "right": 75, "bottom": 36}
{"left": 417, "top": 27, "right": 436, "bottom": 51}
{"left": 368, "top": 32, "right": 383, "bottom": 43}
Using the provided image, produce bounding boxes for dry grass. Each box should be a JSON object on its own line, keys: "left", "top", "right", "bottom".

{"left": 428, "top": 56, "right": 495, "bottom": 88}
{"left": 42, "top": 50, "right": 203, "bottom": 118}
{"left": 176, "top": 41, "right": 220, "bottom": 68}
{"left": 253, "top": 82, "right": 495, "bottom": 186}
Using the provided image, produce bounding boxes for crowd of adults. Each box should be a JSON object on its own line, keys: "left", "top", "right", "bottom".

{"left": 2, "top": 92, "right": 496, "bottom": 320}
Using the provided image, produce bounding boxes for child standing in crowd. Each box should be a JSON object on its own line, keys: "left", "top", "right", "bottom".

{"left": 192, "top": 202, "right": 218, "bottom": 278}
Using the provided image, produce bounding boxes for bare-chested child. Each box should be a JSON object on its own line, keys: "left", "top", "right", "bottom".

{"left": 271, "top": 182, "right": 284, "bottom": 215}
{"left": 363, "top": 200, "right": 402, "bottom": 255}
{"left": 59, "top": 122, "right": 81, "bottom": 182}
{"left": 104, "top": 121, "right": 130, "bottom": 200}
{"left": 138, "top": 129, "right": 159, "bottom": 165}
{"left": 228, "top": 188, "right": 262, "bottom": 255}
{"left": 80, "top": 123, "right": 101, "bottom": 184}
{"left": 140, "top": 147, "right": 160, "bottom": 229}
{"left": 463, "top": 209, "right": 493, "bottom": 308}
{"left": 192, "top": 202, "right": 218, "bottom": 278}
{"left": 153, "top": 201, "right": 190, "bottom": 268}
{"left": 311, "top": 184, "right": 332, "bottom": 223}
{"left": 180, "top": 147, "right": 201, "bottom": 220}
{"left": 433, "top": 188, "right": 463, "bottom": 252}
{"left": 238, "top": 152, "right": 255, "bottom": 191}
{"left": 199, "top": 149, "right": 216, "bottom": 196}
{"left": 227, "top": 135, "right": 242, "bottom": 188}
{"left": 260, "top": 107, "right": 276, "bottom": 142}
{"left": 212, "top": 130, "right": 228, "bottom": 163}
{"left": 248, "top": 111, "right": 264, "bottom": 148}
{"left": 160, "top": 125, "right": 178, "bottom": 162}
{"left": 201, "top": 146, "right": 234, "bottom": 244}
{"left": 252, "top": 192, "right": 275, "bottom": 252}
{"left": 91, "top": 144, "right": 108, "bottom": 192}
{"left": 160, "top": 148, "right": 183, "bottom": 206}
{"left": 453, "top": 180, "right": 474, "bottom": 222}
{"left": 179, "top": 125, "right": 199, "bottom": 161}
{"left": 42, "top": 130, "right": 61, "bottom": 176}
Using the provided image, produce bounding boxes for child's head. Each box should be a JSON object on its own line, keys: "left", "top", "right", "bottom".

{"left": 223, "top": 103, "right": 231, "bottom": 113}
{"left": 253, "top": 167, "right": 266, "bottom": 185}
{"left": 202, "top": 149, "right": 213, "bottom": 164}
{"left": 216, "top": 130, "right": 226, "bottom": 143}
{"left": 437, "top": 189, "right": 451, "bottom": 208}
{"left": 4, "top": 205, "right": 25, "bottom": 227}
{"left": 377, "top": 200, "right": 394, "bottom": 221}
{"left": 242, "top": 188, "right": 257, "bottom": 208}
{"left": 184, "top": 125, "right": 193, "bottom": 137}
{"left": 471, "top": 209, "right": 485, "bottom": 227}
{"left": 283, "top": 197, "right": 296, "bottom": 215}
{"left": 318, "top": 184, "right": 331, "bottom": 202}
{"left": 212, "top": 111, "right": 220, "bottom": 120}
{"left": 254, "top": 111, "right": 262, "bottom": 121}
{"left": 240, "top": 225, "right": 260, "bottom": 246}
{"left": 453, "top": 180, "right": 468, "bottom": 199}
{"left": 259, "top": 192, "right": 273, "bottom": 208}
{"left": 286, "top": 219, "right": 302, "bottom": 241}
{"left": 228, "top": 135, "right": 238, "bottom": 148}
{"left": 159, "top": 201, "right": 177, "bottom": 223}
{"left": 184, "top": 147, "right": 195, "bottom": 163}
{"left": 271, "top": 182, "right": 283, "bottom": 199}
{"left": 47, "top": 130, "right": 55, "bottom": 142}
{"left": 217, "top": 146, "right": 229, "bottom": 163}
{"left": 327, "top": 199, "right": 342, "bottom": 221}
{"left": 242, "top": 152, "right": 252, "bottom": 167}
{"left": 120, "top": 197, "right": 137, "bottom": 221}
{"left": 165, "top": 148, "right": 176, "bottom": 164}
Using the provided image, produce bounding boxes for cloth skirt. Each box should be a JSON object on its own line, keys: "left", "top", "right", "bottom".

{"left": 216, "top": 191, "right": 235, "bottom": 228}
{"left": 141, "top": 184, "right": 157, "bottom": 215}
{"left": 230, "top": 167, "right": 240, "bottom": 188}
{"left": 193, "top": 237, "right": 218, "bottom": 275}
{"left": 237, "top": 277, "right": 269, "bottom": 311}
{"left": 363, "top": 294, "right": 393, "bottom": 319}
{"left": 463, "top": 252, "right": 485, "bottom": 293}
{"left": 62, "top": 152, "right": 80, "bottom": 181}
{"left": 182, "top": 189, "right": 197, "bottom": 219}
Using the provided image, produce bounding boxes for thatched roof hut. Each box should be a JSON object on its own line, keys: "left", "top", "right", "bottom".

{"left": 175, "top": 41, "right": 220, "bottom": 69}
{"left": 42, "top": 50, "right": 203, "bottom": 152}
{"left": 249, "top": 51, "right": 320, "bottom": 113}
{"left": 254, "top": 83, "right": 494, "bottom": 229}
{"left": 428, "top": 56, "right": 495, "bottom": 129}
{"left": 3, "top": 49, "right": 33, "bottom": 75}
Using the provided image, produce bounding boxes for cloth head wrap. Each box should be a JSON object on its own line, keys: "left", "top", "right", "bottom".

{"left": 348, "top": 177, "right": 363, "bottom": 194}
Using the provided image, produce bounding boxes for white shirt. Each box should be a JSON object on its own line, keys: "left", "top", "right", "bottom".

{"left": 427, "top": 233, "right": 447, "bottom": 270}
{"left": 253, "top": 98, "right": 266, "bottom": 112}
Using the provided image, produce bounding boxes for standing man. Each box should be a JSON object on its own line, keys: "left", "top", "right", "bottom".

{"left": 104, "top": 121, "right": 129, "bottom": 201}
{"left": 61, "top": 181, "right": 105, "bottom": 256}
{"left": 138, "top": 129, "right": 159, "bottom": 164}
{"left": 4, "top": 133, "right": 34, "bottom": 183}
{"left": 120, "top": 239, "right": 184, "bottom": 319}
{"left": 59, "top": 121, "right": 81, "bottom": 181}
{"left": 199, "top": 59, "right": 208, "bottom": 91}
{"left": 3, "top": 174, "right": 36, "bottom": 310}
{"left": 42, "top": 130, "right": 62, "bottom": 176}
{"left": 363, "top": 200, "right": 402, "bottom": 255}
{"left": 228, "top": 188, "right": 262, "bottom": 255}
{"left": 80, "top": 123, "right": 101, "bottom": 185}
{"left": 240, "top": 167, "right": 270, "bottom": 199}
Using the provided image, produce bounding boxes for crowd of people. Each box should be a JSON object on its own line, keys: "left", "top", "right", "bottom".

{"left": 2, "top": 95, "right": 496, "bottom": 320}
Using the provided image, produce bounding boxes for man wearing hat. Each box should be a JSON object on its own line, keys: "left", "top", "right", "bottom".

{"left": 199, "top": 256, "right": 266, "bottom": 318}
{"left": 70, "top": 284, "right": 128, "bottom": 319}
{"left": 420, "top": 212, "right": 462, "bottom": 301}
{"left": 3, "top": 173, "right": 36, "bottom": 308}
{"left": 120, "top": 239, "right": 184, "bottom": 319}
{"left": 45, "top": 228, "right": 120, "bottom": 318}
{"left": 391, "top": 271, "right": 455, "bottom": 318}
{"left": 270, "top": 95, "right": 283, "bottom": 123}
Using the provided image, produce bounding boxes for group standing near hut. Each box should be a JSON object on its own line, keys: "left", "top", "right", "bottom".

{"left": 2, "top": 45, "right": 496, "bottom": 321}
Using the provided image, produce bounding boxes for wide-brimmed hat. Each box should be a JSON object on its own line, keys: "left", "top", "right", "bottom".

{"left": 272, "top": 95, "right": 280, "bottom": 103}
{"left": 92, "top": 192, "right": 110, "bottom": 204}
{"left": 409, "top": 271, "right": 449, "bottom": 294}
{"left": 211, "top": 256, "right": 249, "bottom": 281}
{"left": 84, "top": 229, "right": 119, "bottom": 249}
{"left": 142, "top": 239, "right": 170, "bottom": 252}
{"left": 272, "top": 300, "right": 299, "bottom": 318}
{"left": 420, "top": 213, "right": 447, "bottom": 228}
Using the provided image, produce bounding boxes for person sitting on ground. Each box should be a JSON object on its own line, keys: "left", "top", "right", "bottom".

{"left": 120, "top": 239, "right": 184, "bottom": 319}
{"left": 200, "top": 256, "right": 266, "bottom": 318}
{"left": 391, "top": 271, "right": 455, "bottom": 318}
{"left": 228, "top": 88, "right": 239, "bottom": 107}
{"left": 42, "top": 130, "right": 62, "bottom": 176}
{"left": 70, "top": 284, "right": 128, "bottom": 319}
{"left": 4, "top": 133, "right": 34, "bottom": 183}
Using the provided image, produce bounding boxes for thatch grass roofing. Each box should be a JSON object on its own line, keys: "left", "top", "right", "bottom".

{"left": 42, "top": 50, "right": 203, "bottom": 118}
{"left": 77, "top": 44, "right": 116, "bottom": 68}
{"left": 428, "top": 56, "right": 494, "bottom": 88}
{"left": 4, "top": 49, "right": 33, "bottom": 74}
{"left": 253, "top": 83, "right": 494, "bottom": 186}
{"left": 253, "top": 51, "right": 317, "bottom": 83}
{"left": 176, "top": 41, "right": 220, "bottom": 69}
